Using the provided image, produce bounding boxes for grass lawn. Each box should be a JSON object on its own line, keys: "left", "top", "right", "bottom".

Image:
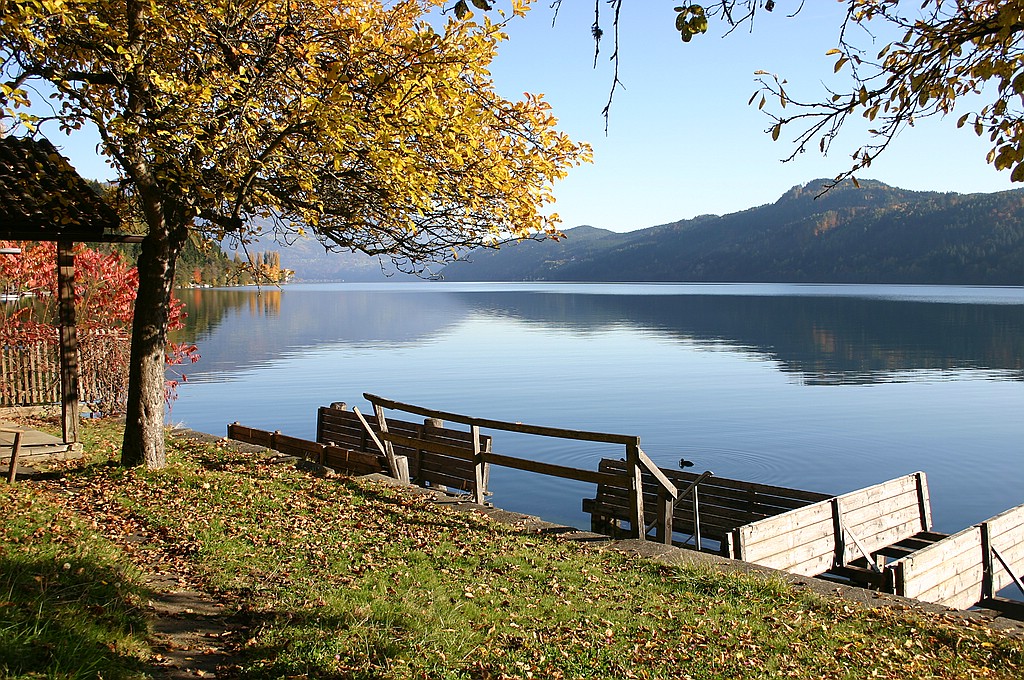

{"left": 2, "top": 416, "right": 1022, "bottom": 679}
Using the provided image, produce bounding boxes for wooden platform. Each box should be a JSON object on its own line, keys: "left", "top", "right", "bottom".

{"left": 1, "top": 421, "right": 75, "bottom": 463}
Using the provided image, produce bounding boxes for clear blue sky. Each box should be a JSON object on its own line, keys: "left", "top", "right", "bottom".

{"left": 38, "top": 1, "right": 1017, "bottom": 234}
{"left": 487, "top": 1, "right": 1017, "bottom": 231}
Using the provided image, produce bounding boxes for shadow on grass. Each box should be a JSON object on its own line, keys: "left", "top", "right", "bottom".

{"left": 225, "top": 605, "right": 422, "bottom": 680}
{"left": 0, "top": 554, "right": 151, "bottom": 680}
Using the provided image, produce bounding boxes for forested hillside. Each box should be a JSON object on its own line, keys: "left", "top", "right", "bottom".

{"left": 442, "top": 180, "right": 1024, "bottom": 285}
{"left": 100, "top": 238, "right": 290, "bottom": 287}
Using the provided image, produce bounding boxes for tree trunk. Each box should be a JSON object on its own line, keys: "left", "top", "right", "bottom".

{"left": 121, "top": 223, "right": 183, "bottom": 468}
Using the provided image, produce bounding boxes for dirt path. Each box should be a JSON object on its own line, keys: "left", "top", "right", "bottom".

{"left": 143, "top": 572, "right": 248, "bottom": 679}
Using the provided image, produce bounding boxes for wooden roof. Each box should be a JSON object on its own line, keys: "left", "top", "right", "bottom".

{"left": 0, "top": 136, "right": 120, "bottom": 242}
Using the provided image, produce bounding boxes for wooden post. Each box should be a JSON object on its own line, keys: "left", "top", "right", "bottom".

{"left": 915, "top": 472, "right": 932, "bottom": 532}
{"left": 981, "top": 521, "right": 995, "bottom": 601}
{"left": 373, "top": 404, "right": 408, "bottom": 484}
{"left": 471, "top": 424, "right": 485, "bottom": 505}
{"left": 626, "top": 440, "right": 646, "bottom": 540}
{"left": 655, "top": 490, "right": 674, "bottom": 545}
{"left": 6, "top": 431, "right": 22, "bottom": 484}
{"left": 481, "top": 435, "right": 492, "bottom": 491}
{"left": 831, "top": 497, "right": 846, "bottom": 568}
{"left": 56, "top": 240, "right": 80, "bottom": 444}
{"left": 691, "top": 486, "right": 702, "bottom": 552}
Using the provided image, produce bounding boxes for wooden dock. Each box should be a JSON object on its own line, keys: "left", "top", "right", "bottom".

{"left": 227, "top": 395, "right": 1024, "bottom": 618}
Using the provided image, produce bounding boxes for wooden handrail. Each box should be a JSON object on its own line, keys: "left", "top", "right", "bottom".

{"left": 365, "top": 393, "right": 683, "bottom": 542}
{"left": 365, "top": 393, "right": 640, "bottom": 446}
{"left": 637, "top": 447, "right": 679, "bottom": 499}
{"left": 378, "top": 430, "right": 623, "bottom": 486}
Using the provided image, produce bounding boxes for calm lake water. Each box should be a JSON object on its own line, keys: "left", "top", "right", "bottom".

{"left": 169, "top": 282, "right": 1024, "bottom": 535}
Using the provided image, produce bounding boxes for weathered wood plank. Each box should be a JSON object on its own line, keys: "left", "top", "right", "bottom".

{"left": 380, "top": 431, "right": 476, "bottom": 461}
{"left": 227, "top": 423, "right": 275, "bottom": 449}
{"left": 738, "top": 501, "right": 834, "bottom": 549}
{"left": 739, "top": 521, "right": 836, "bottom": 567}
{"left": 417, "top": 456, "right": 477, "bottom": 477}
{"left": 910, "top": 562, "right": 986, "bottom": 609}
{"left": 757, "top": 549, "right": 835, "bottom": 578}
{"left": 890, "top": 526, "right": 983, "bottom": 607}
{"left": 272, "top": 433, "right": 325, "bottom": 461}
{"left": 897, "top": 526, "right": 983, "bottom": 579}
{"left": 322, "top": 445, "right": 382, "bottom": 474}
{"left": 841, "top": 492, "right": 921, "bottom": 529}
{"left": 839, "top": 474, "right": 920, "bottom": 509}
{"left": 365, "top": 392, "right": 640, "bottom": 445}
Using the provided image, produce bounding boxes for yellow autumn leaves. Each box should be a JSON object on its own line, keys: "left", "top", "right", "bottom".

{"left": 1, "top": 0, "right": 591, "bottom": 252}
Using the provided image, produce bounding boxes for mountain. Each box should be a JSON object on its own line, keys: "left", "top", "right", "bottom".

{"left": 441, "top": 179, "right": 1024, "bottom": 285}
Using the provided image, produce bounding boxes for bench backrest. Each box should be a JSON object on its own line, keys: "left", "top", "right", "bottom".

{"left": 583, "top": 458, "right": 830, "bottom": 550}
{"left": 316, "top": 406, "right": 490, "bottom": 492}
{"left": 735, "top": 472, "right": 931, "bottom": 576}
{"left": 889, "top": 500, "right": 1024, "bottom": 610}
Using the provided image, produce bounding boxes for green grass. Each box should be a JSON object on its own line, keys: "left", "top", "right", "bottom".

{"left": 0, "top": 484, "right": 150, "bottom": 679}
{"left": 3, "top": 416, "right": 1023, "bottom": 679}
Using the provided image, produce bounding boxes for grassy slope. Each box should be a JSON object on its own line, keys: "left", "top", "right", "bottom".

{"left": 2, "top": 418, "right": 1023, "bottom": 679}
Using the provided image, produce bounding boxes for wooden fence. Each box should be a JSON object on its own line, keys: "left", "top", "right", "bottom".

{"left": 316, "top": 405, "right": 491, "bottom": 494}
{"left": 228, "top": 423, "right": 385, "bottom": 477}
{"left": 1, "top": 333, "right": 130, "bottom": 411}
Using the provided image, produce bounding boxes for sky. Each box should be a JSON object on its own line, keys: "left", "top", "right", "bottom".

{"left": 29, "top": 1, "right": 1020, "bottom": 234}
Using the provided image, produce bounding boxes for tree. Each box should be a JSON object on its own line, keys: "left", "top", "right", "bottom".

{"left": 546, "top": 1, "right": 1024, "bottom": 186}
{"left": 2, "top": 0, "right": 590, "bottom": 468}
{"left": 745, "top": 1, "right": 1024, "bottom": 188}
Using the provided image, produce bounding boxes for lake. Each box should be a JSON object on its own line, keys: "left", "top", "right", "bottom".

{"left": 169, "top": 282, "right": 1024, "bottom": 536}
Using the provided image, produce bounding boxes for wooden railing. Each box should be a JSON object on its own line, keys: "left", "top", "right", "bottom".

{"left": 363, "top": 393, "right": 679, "bottom": 542}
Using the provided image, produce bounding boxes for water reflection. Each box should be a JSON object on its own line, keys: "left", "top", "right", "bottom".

{"left": 174, "top": 287, "right": 470, "bottom": 378}
{"left": 176, "top": 284, "right": 1024, "bottom": 385}
{"left": 456, "top": 292, "right": 1024, "bottom": 384}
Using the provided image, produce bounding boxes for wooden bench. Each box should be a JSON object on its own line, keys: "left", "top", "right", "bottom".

{"left": 316, "top": 404, "right": 491, "bottom": 494}
{"left": 227, "top": 405, "right": 491, "bottom": 495}
{"left": 582, "top": 458, "right": 830, "bottom": 553}
{"left": 888, "top": 501, "right": 1024, "bottom": 612}
{"left": 734, "top": 472, "right": 944, "bottom": 586}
